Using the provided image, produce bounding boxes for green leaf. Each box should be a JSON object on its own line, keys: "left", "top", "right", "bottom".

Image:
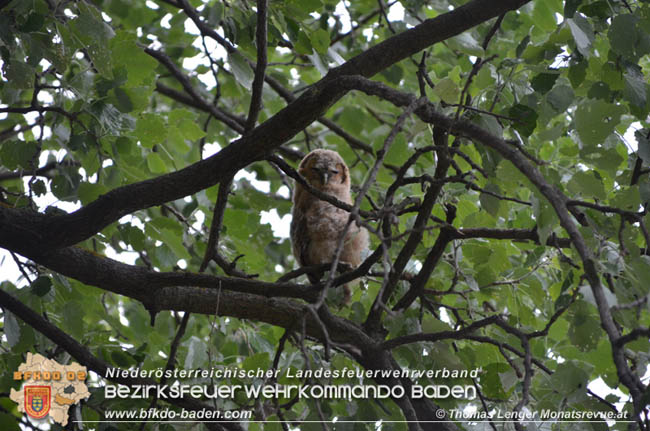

{"left": 294, "top": 31, "right": 312, "bottom": 55}
{"left": 135, "top": 113, "right": 167, "bottom": 148}
{"left": 167, "top": 127, "right": 190, "bottom": 153}
{"left": 567, "top": 15, "right": 594, "bottom": 58}
{"left": 474, "top": 66, "right": 495, "bottom": 89}
{"left": 568, "top": 59, "right": 587, "bottom": 87}
{"left": 564, "top": 0, "right": 582, "bottom": 18}
{"left": 550, "top": 361, "right": 591, "bottom": 393}
{"left": 146, "top": 152, "right": 167, "bottom": 173}
{"left": 608, "top": 15, "right": 638, "bottom": 59}
{"left": 242, "top": 352, "right": 270, "bottom": 371}
{"left": 337, "top": 106, "right": 365, "bottom": 135}
{"left": 481, "top": 363, "right": 508, "bottom": 399}
{"left": 532, "top": 195, "right": 557, "bottom": 246}
{"left": 184, "top": 336, "right": 208, "bottom": 369}
{"left": 421, "top": 314, "right": 451, "bottom": 333}
{"left": 286, "top": 0, "right": 322, "bottom": 17}
{"left": 31, "top": 276, "right": 52, "bottom": 297}
{"left": 636, "top": 129, "right": 650, "bottom": 164}
{"left": 31, "top": 179, "right": 47, "bottom": 196}
{"left": 168, "top": 108, "right": 196, "bottom": 124}
{"left": 110, "top": 350, "right": 134, "bottom": 368}
{"left": 381, "top": 64, "right": 404, "bottom": 85}
{"left": 574, "top": 99, "right": 626, "bottom": 147}
{"left": 624, "top": 65, "right": 647, "bottom": 108}
{"left": 78, "top": 182, "right": 108, "bottom": 205}
{"left": 531, "top": 71, "right": 559, "bottom": 94}
{"left": 639, "top": 178, "right": 650, "bottom": 205}
{"left": 611, "top": 187, "right": 641, "bottom": 211}
{"left": 533, "top": 1, "right": 557, "bottom": 32}
{"left": 580, "top": 1, "right": 610, "bottom": 19}
{"left": 50, "top": 170, "right": 82, "bottom": 201}
{"left": 432, "top": 78, "right": 459, "bottom": 104}
{"left": 178, "top": 118, "right": 206, "bottom": 141}
{"left": 508, "top": 104, "right": 538, "bottom": 137}
{"left": 111, "top": 32, "right": 157, "bottom": 86}
{"left": 70, "top": 4, "right": 115, "bottom": 77}
{"left": 475, "top": 114, "right": 503, "bottom": 138}
{"left": 70, "top": 3, "right": 115, "bottom": 45}
{"left": 111, "top": 87, "right": 133, "bottom": 113}
{"left": 62, "top": 301, "right": 84, "bottom": 339}
{"left": 628, "top": 257, "right": 650, "bottom": 287}
{"left": 479, "top": 183, "right": 501, "bottom": 217}
{"left": 0, "top": 140, "right": 39, "bottom": 169}
{"left": 587, "top": 81, "right": 610, "bottom": 100}
{"left": 4, "top": 311, "right": 21, "bottom": 348}
{"left": 19, "top": 13, "right": 46, "bottom": 32}
{"left": 384, "top": 135, "right": 409, "bottom": 166}
{"left": 569, "top": 307, "right": 601, "bottom": 352}
{"left": 447, "top": 33, "right": 484, "bottom": 57}
{"left": 592, "top": 148, "right": 623, "bottom": 175}
{"left": 515, "top": 35, "right": 530, "bottom": 58}
{"left": 228, "top": 51, "right": 254, "bottom": 87}
{"left": 567, "top": 171, "right": 606, "bottom": 200}
{"left": 5, "top": 60, "right": 34, "bottom": 89}
{"left": 123, "top": 224, "right": 146, "bottom": 251}
{"left": 547, "top": 84, "right": 574, "bottom": 112}
{"left": 161, "top": 228, "right": 191, "bottom": 260}
{"left": 310, "top": 29, "right": 330, "bottom": 55}
{"left": 115, "top": 136, "right": 134, "bottom": 155}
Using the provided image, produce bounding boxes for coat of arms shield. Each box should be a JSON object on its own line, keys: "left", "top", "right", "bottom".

{"left": 24, "top": 386, "right": 51, "bottom": 419}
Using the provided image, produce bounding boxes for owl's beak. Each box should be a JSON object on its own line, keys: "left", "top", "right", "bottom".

{"left": 320, "top": 171, "right": 330, "bottom": 185}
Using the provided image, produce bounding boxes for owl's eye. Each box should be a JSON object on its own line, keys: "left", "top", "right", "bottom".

{"left": 330, "top": 169, "right": 339, "bottom": 174}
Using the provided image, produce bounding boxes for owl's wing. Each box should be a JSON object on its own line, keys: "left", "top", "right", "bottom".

{"left": 290, "top": 209, "right": 324, "bottom": 284}
{"left": 290, "top": 209, "right": 311, "bottom": 267}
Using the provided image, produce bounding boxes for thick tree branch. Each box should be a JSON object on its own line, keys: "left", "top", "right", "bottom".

{"left": 27, "top": 246, "right": 317, "bottom": 302}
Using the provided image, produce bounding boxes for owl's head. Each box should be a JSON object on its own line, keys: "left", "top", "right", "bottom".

{"left": 298, "top": 149, "right": 350, "bottom": 191}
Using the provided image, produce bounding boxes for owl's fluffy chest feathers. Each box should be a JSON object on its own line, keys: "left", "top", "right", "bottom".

{"left": 294, "top": 198, "right": 349, "bottom": 239}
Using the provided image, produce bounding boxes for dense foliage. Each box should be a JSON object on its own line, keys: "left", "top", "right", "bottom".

{"left": 1, "top": 0, "right": 650, "bottom": 429}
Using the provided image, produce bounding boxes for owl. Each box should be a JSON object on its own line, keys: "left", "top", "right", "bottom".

{"left": 290, "top": 149, "right": 369, "bottom": 303}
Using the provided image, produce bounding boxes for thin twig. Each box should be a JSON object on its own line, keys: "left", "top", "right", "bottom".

{"left": 245, "top": 0, "right": 268, "bottom": 131}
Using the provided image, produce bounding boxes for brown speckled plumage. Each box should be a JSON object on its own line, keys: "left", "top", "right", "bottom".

{"left": 290, "top": 149, "right": 369, "bottom": 302}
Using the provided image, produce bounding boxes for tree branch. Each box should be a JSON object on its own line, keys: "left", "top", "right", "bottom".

{"left": 245, "top": 0, "right": 268, "bottom": 131}
{"left": 146, "top": 49, "right": 245, "bottom": 134}
{"left": 0, "top": 160, "right": 80, "bottom": 181}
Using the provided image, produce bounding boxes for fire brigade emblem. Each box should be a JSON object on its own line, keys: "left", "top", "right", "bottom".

{"left": 24, "top": 386, "right": 51, "bottom": 419}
